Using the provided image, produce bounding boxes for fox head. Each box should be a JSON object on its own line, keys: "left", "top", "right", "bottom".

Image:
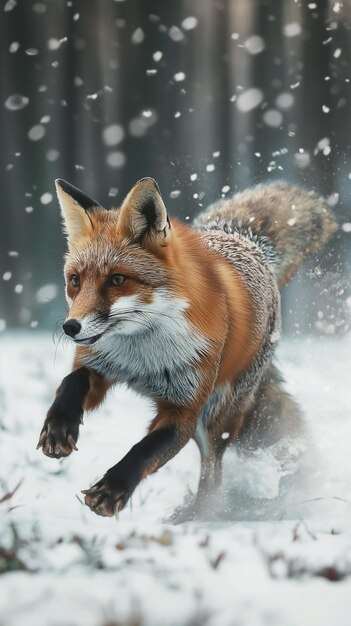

{"left": 56, "top": 177, "right": 184, "bottom": 345}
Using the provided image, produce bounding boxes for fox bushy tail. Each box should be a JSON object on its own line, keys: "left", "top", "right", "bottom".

{"left": 195, "top": 182, "right": 338, "bottom": 288}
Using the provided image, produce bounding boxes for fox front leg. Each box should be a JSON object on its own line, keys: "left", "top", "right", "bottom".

{"left": 82, "top": 404, "right": 197, "bottom": 517}
{"left": 37, "top": 367, "right": 90, "bottom": 458}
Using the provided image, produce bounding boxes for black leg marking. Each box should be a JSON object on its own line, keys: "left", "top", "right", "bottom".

{"left": 37, "top": 367, "right": 90, "bottom": 459}
{"left": 82, "top": 426, "right": 179, "bottom": 517}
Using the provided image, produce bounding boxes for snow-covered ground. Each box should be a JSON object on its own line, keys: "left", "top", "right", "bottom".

{"left": 1, "top": 332, "right": 351, "bottom": 626}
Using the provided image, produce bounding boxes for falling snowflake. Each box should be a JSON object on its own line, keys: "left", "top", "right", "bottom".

{"left": 236, "top": 88, "right": 263, "bottom": 112}
{"left": 4, "top": 0, "right": 17, "bottom": 12}
{"left": 28, "top": 125, "right": 46, "bottom": 141}
{"left": 263, "top": 109, "right": 283, "bottom": 127}
{"left": 106, "top": 151, "right": 126, "bottom": 168}
{"left": 131, "top": 28, "right": 144, "bottom": 44}
{"left": 276, "top": 93, "right": 294, "bottom": 110}
{"left": 174, "top": 72, "right": 186, "bottom": 82}
{"left": 102, "top": 124, "right": 124, "bottom": 146}
{"left": 284, "top": 23, "right": 302, "bottom": 37}
{"left": 244, "top": 35, "right": 265, "bottom": 55}
{"left": 181, "top": 17, "right": 198, "bottom": 31}
{"left": 9, "top": 41, "right": 20, "bottom": 53}
{"left": 169, "top": 26, "right": 184, "bottom": 42}
{"left": 5, "top": 94, "right": 29, "bottom": 111}
{"left": 36, "top": 284, "right": 58, "bottom": 303}
{"left": 170, "top": 190, "right": 181, "bottom": 199}
{"left": 40, "top": 193, "right": 53, "bottom": 205}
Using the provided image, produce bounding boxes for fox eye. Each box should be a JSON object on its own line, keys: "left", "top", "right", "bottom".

{"left": 70, "top": 274, "right": 80, "bottom": 288}
{"left": 109, "top": 274, "right": 126, "bottom": 287}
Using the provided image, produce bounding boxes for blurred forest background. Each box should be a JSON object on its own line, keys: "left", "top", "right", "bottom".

{"left": 1, "top": 0, "right": 350, "bottom": 334}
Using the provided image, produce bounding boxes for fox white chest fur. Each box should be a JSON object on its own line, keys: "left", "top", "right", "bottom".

{"left": 81, "top": 289, "right": 210, "bottom": 404}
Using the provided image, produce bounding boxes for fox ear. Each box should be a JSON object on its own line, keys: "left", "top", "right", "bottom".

{"left": 55, "top": 179, "right": 100, "bottom": 245}
{"left": 118, "top": 178, "right": 171, "bottom": 248}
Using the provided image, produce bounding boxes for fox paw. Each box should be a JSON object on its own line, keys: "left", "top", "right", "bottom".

{"left": 36, "top": 420, "right": 79, "bottom": 459}
{"left": 82, "top": 475, "right": 130, "bottom": 517}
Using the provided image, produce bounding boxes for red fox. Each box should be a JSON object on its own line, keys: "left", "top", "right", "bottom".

{"left": 37, "top": 177, "right": 337, "bottom": 518}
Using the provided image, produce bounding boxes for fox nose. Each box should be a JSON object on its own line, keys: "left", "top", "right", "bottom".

{"left": 63, "top": 319, "right": 81, "bottom": 338}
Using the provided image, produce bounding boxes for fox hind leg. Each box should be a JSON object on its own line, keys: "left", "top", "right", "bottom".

{"left": 194, "top": 421, "right": 225, "bottom": 497}
{"left": 190, "top": 386, "right": 246, "bottom": 518}
{"left": 192, "top": 366, "right": 304, "bottom": 518}
{"left": 172, "top": 367, "right": 303, "bottom": 522}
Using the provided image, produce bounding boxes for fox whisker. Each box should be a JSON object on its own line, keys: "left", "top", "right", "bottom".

{"left": 52, "top": 317, "right": 65, "bottom": 344}
{"left": 53, "top": 331, "right": 67, "bottom": 367}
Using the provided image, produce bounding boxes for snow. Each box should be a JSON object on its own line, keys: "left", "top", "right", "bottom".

{"left": 4, "top": 0, "right": 17, "bottom": 12}
{"left": 9, "top": 41, "right": 20, "bottom": 53}
{"left": 47, "top": 37, "right": 67, "bottom": 51}
{"left": 25, "top": 48, "right": 39, "bottom": 56}
{"left": 129, "top": 111, "right": 157, "bottom": 137}
{"left": 102, "top": 124, "right": 124, "bottom": 147}
{"left": 169, "top": 190, "right": 181, "bottom": 199}
{"left": 236, "top": 88, "right": 263, "bottom": 113}
{"left": 283, "top": 23, "right": 302, "bottom": 38}
{"left": 131, "top": 28, "right": 144, "bottom": 45}
{"left": 35, "top": 284, "right": 58, "bottom": 303}
{"left": 262, "top": 110, "right": 283, "bottom": 127}
{"left": 153, "top": 51, "right": 163, "bottom": 62}
{"left": 169, "top": 26, "right": 184, "bottom": 42}
{"left": 294, "top": 152, "right": 311, "bottom": 168}
{"left": 174, "top": 72, "right": 186, "bottom": 82}
{"left": 46, "top": 149, "right": 60, "bottom": 162}
{"left": 244, "top": 35, "right": 265, "bottom": 55}
{"left": 40, "top": 193, "right": 53, "bottom": 205}
{"left": 106, "top": 151, "right": 126, "bottom": 168}
{"left": 5, "top": 94, "right": 29, "bottom": 111}
{"left": 0, "top": 332, "right": 351, "bottom": 625}
{"left": 28, "top": 125, "right": 46, "bottom": 141}
{"left": 276, "top": 93, "right": 294, "bottom": 110}
{"left": 181, "top": 17, "right": 198, "bottom": 31}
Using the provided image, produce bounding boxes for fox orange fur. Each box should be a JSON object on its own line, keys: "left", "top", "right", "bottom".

{"left": 37, "top": 177, "right": 337, "bottom": 518}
